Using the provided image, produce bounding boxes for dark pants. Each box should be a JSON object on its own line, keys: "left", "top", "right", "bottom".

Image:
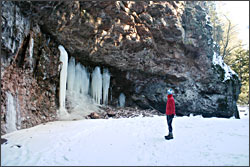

{"left": 166, "top": 114, "right": 174, "bottom": 133}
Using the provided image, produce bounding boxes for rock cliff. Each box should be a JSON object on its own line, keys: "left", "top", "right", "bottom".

{"left": 1, "top": 1, "right": 241, "bottom": 134}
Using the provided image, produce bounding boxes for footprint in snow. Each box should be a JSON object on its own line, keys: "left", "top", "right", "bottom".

{"left": 11, "top": 144, "right": 22, "bottom": 148}
{"left": 63, "top": 156, "right": 69, "bottom": 161}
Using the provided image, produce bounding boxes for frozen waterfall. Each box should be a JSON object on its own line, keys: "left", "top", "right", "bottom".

{"left": 58, "top": 45, "right": 69, "bottom": 117}
{"left": 102, "top": 68, "right": 111, "bottom": 105}
{"left": 57, "top": 45, "right": 112, "bottom": 120}
{"left": 64, "top": 56, "right": 97, "bottom": 120}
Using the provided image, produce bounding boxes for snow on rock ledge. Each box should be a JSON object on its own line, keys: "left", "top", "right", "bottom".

{"left": 212, "top": 51, "right": 238, "bottom": 82}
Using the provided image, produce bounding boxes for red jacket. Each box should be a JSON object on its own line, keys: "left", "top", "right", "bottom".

{"left": 166, "top": 94, "right": 175, "bottom": 115}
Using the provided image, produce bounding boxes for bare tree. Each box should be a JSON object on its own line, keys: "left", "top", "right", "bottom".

{"left": 220, "top": 15, "right": 245, "bottom": 59}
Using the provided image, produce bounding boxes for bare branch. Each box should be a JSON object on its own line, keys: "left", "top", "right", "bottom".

{"left": 222, "top": 14, "right": 231, "bottom": 59}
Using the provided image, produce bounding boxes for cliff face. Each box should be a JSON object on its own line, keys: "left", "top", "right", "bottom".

{"left": 1, "top": 1, "right": 60, "bottom": 134}
{"left": 1, "top": 1, "right": 240, "bottom": 134}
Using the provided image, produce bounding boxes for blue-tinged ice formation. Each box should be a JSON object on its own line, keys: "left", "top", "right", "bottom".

{"left": 67, "top": 56, "right": 75, "bottom": 91}
{"left": 119, "top": 93, "right": 126, "bottom": 107}
{"left": 91, "top": 67, "right": 103, "bottom": 105}
{"left": 81, "top": 65, "right": 90, "bottom": 95}
{"left": 74, "top": 63, "right": 82, "bottom": 93}
{"left": 5, "top": 92, "right": 21, "bottom": 133}
{"left": 5, "top": 92, "right": 17, "bottom": 133}
{"left": 102, "top": 68, "right": 111, "bottom": 105}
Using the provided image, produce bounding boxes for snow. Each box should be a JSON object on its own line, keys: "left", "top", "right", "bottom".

{"left": 2, "top": 115, "right": 248, "bottom": 166}
{"left": 64, "top": 91, "right": 99, "bottom": 121}
{"left": 212, "top": 51, "right": 238, "bottom": 82}
{"left": 238, "top": 105, "right": 249, "bottom": 119}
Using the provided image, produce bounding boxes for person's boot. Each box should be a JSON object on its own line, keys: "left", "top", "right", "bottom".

{"left": 165, "top": 132, "right": 173, "bottom": 140}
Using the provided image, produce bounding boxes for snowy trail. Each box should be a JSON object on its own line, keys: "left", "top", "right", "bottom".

{"left": 1, "top": 115, "right": 249, "bottom": 166}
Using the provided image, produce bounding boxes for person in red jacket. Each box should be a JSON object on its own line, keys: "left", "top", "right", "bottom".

{"left": 165, "top": 89, "right": 175, "bottom": 140}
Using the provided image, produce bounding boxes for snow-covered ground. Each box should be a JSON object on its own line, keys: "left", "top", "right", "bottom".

{"left": 1, "top": 115, "right": 249, "bottom": 166}
{"left": 238, "top": 105, "right": 249, "bottom": 119}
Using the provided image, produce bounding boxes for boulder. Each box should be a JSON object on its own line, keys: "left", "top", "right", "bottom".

{"left": 89, "top": 112, "right": 100, "bottom": 119}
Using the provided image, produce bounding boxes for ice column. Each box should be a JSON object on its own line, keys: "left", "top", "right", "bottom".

{"left": 58, "top": 45, "right": 68, "bottom": 116}
{"left": 74, "top": 63, "right": 82, "bottom": 93}
{"left": 102, "top": 68, "right": 110, "bottom": 105}
{"left": 81, "top": 65, "right": 90, "bottom": 95}
{"left": 119, "top": 93, "right": 126, "bottom": 107}
{"left": 91, "top": 67, "right": 102, "bottom": 105}
{"left": 67, "top": 57, "right": 76, "bottom": 91}
{"left": 16, "top": 96, "right": 21, "bottom": 130}
{"left": 5, "top": 92, "right": 17, "bottom": 133}
{"left": 29, "top": 36, "right": 34, "bottom": 67}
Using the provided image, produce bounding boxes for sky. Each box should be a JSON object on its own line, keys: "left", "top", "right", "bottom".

{"left": 216, "top": 1, "right": 249, "bottom": 49}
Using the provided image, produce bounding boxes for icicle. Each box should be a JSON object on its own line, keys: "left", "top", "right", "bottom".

{"left": 102, "top": 68, "right": 110, "bottom": 105}
{"left": 110, "top": 87, "right": 112, "bottom": 102}
{"left": 29, "top": 36, "right": 34, "bottom": 67}
{"left": 58, "top": 45, "right": 68, "bottom": 117}
{"left": 81, "top": 65, "right": 90, "bottom": 95}
{"left": 67, "top": 57, "right": 76, "bottom": 91}
{"left": 5, "top": 92, "right": 17, "bottom": 133}
{"left": 16, "top": 95, "right": 21, "bottom": 130}
{"left": 91, "top": 66, "right": 102, "bottom": 105}
{"left": 74, "top": 63, "right": 82, "bottom": 94}
{"left": 119, "top": 93, "right": 126, "bottom": 107}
